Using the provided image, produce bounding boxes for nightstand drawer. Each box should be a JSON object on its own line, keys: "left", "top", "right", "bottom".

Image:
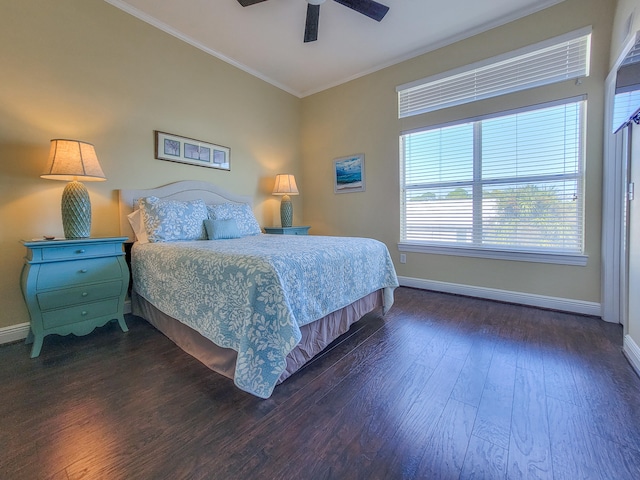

{"left": 39, "top": 243, "right": 119, "bottom": 261}
{"left": 264, "top": 226, "right": 310, "bottom": 235}
{"left": 37, "top": 280, "right": 123, "bottom": 311}
{"left": 37, "top": 257, "right": 122, "bottom": 290}
{"left": 41, "top": 299, "right": 120, "bottom": 330}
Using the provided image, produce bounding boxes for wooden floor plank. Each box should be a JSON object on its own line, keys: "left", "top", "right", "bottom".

{"left": 507, "top": 366, "right": 553, "bottom": 479}
{"left": 366, "top": 353, "right": 467, "bottom": 479}
{"left": 284, "top": 360, "right": 432, "bottom": 480}
{"left": 568, "top": 325, "right": 640, "bottom": 454}
{"left": 233, "top": 336, "right": 420, "bottom": 478}
{"left": 546, "top": 396, "right": 602, "bottom": 479}
{"left": 415, "top": 399, "right": 478, "bottom": 479}
{"left": 471, "top": 355, "right": 516, "bottom": 450}
{"left": 450, "top": 336, "right": 495, "bottom": 407}
{"left": 166, "top": 313, "right": 421, "bottom": 479}
{"left": 1, "top": 287, "right": 640, "bottom": 480}
{"left": 459, "top": 434, "right": 508, "bottom": 479}
{"left": 303, "top": 335, "right": 457, "bottom": 480}
{"left": 590, "top": 431, "right": 640, "bottom": 480}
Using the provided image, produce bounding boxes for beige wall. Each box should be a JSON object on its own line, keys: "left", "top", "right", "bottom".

{"left": 301, "top": 0, "right": 614, "bottom": 304}
{"left": 0, "top": 0, "right": 301, "bottom": 329}
{"left": 0, "top": 0, "right": 620, "bottom": 332}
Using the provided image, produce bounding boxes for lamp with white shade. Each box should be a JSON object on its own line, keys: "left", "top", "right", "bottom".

{"left": 41, "top": 139, "right": 106, "bottom": 239}
{"left": 272, "top": 174, "right": 299, "bottom": 228}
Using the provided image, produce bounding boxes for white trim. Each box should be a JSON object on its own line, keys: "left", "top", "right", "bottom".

{"left": 0, "top": 302, "right": 131, "bottom": 345}
{"left": 0, "top": 323, "right": 30, "bottom": 345}
{"left": 623, "top": 334, "right": 640, "bottom": 377}
{"left": 398, "top": 244, "right": 588, "bottom": 267}
{"left": 398, "top": 275, "right": 601, "bottom": 317}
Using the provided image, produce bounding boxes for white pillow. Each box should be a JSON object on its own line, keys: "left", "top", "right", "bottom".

{"left": 127, "top": 209, "right": 149, "bottom": 244}
{"left": 138, "top": 196, "right": 208, "bottom": 243}
{"left": 207, "top": 203, "right": 261, "bottom": 236}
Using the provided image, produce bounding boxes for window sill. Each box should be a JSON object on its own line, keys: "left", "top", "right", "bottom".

{"left": 398, "top": 242, "right": 588, "bottom": 266}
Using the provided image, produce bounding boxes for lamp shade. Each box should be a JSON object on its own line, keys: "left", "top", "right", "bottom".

{"left": 41, "top": 139, "right": 106, "bottom": 239}
{"left": 272, "top": 174, "right": 299, "bottom": 195}
{"left": 41, "top": 139, "right": 106, "bottom": 181}
{"left": 272, "top": 174, "right": 299, "bottom": 228}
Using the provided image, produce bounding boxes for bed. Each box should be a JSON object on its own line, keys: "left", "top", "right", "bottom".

{"left": 119, "top": 180, "right": 398, "bottom": 398}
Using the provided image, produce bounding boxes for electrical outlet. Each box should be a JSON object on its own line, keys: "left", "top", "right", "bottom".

{"left": 400, "top": 253, "right": 406, "bottom": 264}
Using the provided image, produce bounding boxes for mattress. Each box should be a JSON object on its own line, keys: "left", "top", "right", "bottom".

{"left": 132, "top": 234, "right": 398, "bottom": 397}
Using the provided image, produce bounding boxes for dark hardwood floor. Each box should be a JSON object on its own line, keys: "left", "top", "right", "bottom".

{"left": 2, "top": 287, "right": 640, "bottom": 480}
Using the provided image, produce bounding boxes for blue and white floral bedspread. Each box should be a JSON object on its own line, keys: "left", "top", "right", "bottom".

{"left": 132, "top": 235, "right": 399, "bottom": 398}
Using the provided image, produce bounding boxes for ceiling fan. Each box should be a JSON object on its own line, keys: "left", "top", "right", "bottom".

{"left": 237, "top": 0, "right": 390, "bottom": 43}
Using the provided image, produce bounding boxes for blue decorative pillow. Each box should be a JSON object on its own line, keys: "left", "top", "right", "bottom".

{"left": 204, "top": 218, "right": 242, "bottom": 240}
{"left": 138, "top": 196, "right": 208, "bottom": 243}
{"left": 207, "top": 203, "right": 261, "bottom": 236}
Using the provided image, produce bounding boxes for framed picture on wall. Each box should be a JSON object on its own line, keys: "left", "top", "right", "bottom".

{"left": 334, "top": 154, "right": 365, "bottom": 193}
{"left": 154, "top": 131, "right": 230, "bottom": 171}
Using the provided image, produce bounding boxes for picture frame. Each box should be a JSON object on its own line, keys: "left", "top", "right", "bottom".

{"left": 334, "top": 154, "right": 365, "bottom": 193}
{"left": 154, "top": 131, "right": 230, "bottom": 171}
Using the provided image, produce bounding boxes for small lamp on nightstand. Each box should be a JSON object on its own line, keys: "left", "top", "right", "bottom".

{"left": 272, "top": 174, "right": 299, "bottom": 228}
{"left": 41, "top": 139, "right": 106, "bottom": 239}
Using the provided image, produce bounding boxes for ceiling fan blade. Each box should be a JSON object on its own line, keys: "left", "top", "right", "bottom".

{"left": 333, "top": 0, "right": 389, "bottom": 22}
{"left": 237, "top": 0, "right": 268, "bottom": 6}
{"left": 304, "top": 4, "right": 320, "bottom": 43}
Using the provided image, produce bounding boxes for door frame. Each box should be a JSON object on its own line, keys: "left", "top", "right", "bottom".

{"left": 602, "top": 32, "right": 640, "bottom": 324}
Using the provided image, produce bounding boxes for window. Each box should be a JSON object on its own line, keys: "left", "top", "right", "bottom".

{"left": 400, "top": 98, "right": 586, "bottom": 264}
{"left": 397, "top": 27, "right": 591, "bottom": 118}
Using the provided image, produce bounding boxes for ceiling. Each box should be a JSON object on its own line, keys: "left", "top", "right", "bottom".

{"left": 105, "top": 0, "right": 565, "bottom": 98}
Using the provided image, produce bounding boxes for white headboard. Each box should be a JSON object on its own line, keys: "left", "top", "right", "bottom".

{"left": 118, "top": 180, "right": 253, "bottom": 241}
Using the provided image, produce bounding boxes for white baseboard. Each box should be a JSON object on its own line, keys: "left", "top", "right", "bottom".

{"left": 624, "top": 334, "right": 640, "bottom": 377}
{"left": 0, "top": 300, "right": 132, "bottom": 345}
{"left": 0, "top": 322, "right": 30, "bottom": 345}
{"left": 398, "top": 276, "right": 602, "bottom": 317}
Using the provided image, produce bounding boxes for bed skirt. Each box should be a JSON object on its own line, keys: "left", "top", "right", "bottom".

{"left": 132, "top": 289, "right": 384, "bottom": 384}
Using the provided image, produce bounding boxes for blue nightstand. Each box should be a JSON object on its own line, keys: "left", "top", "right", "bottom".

{"left": 264, "top": 226, "right": 310, "bottom": 235}
{"left": 20, "top": 237, "right": 130, "bottom": 358}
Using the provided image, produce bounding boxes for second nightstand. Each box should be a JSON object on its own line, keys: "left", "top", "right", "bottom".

{"left": 264, "top": 226, "right": 310, "bottom": 235}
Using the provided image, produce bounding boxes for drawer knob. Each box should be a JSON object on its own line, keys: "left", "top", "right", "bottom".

{"left": 79, "top": 269, "right": 88, "bottom": 273}
{"left": 76, "top": 249, "right": 86, "bottom": 254}
{"left": 81, "top": 292, "right": 88, "bottom": 297}
{"left": 81, "top": 311, "right": 88, "bottom": 316}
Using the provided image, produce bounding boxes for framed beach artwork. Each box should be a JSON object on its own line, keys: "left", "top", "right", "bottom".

{"left": 334, "top": 154, "right": 365, "bottom": 193}
{"left": 154, "top": 131, "right": 230, "bottom": 171}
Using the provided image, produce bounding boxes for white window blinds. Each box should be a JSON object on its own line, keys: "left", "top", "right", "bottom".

{"left": 400, "top": 99, "right": 585, "bottom": 255}
{"left": 397, "top": 27, "right": 591, "bottom": 119}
